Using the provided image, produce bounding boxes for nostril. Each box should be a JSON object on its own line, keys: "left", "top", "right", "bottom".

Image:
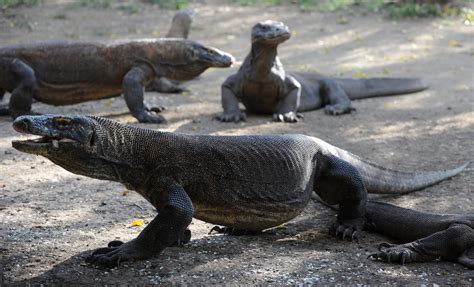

{"left": 13, "top": 117, "right": 30, "bottom": 134}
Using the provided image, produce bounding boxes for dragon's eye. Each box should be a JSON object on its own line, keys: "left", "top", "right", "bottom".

{"left": 54, "top": 117, "right": 72, "bottom": 128}
{"left": 208, "top": 49, "right": 216, "bottom": 55}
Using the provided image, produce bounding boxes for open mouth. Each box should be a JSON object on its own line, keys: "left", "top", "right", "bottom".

{"left": 12, "top": 136, "right": 78, "bottom": 149}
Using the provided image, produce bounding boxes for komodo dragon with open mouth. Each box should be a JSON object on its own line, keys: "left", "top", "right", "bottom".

{"left": 216, "top": 20, "right": 428, "bottom": 123}
{"left": 0, "top": 39, "right": 234, "bottom": 123}
{"left": 12, "top": 114, "right": 467, "bottom": 268}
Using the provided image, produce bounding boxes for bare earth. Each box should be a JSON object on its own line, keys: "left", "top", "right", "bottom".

{"left": 0, "top": 1, "right": 473, "bottom": 285}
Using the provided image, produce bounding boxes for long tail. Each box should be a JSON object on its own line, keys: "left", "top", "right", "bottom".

{"left": 334, "top": 78, "right": 428, "bottom": 100}
{"left": 166, "top": 8, "right": 196, "bottom": 39}
{"left": 323, "top": 142, "right": 469, "bottom": 194}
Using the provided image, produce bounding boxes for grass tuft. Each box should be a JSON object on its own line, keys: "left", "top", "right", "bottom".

{"left": 0, "top": 0, "right": 38, "bottom": 9}
{"left": 143, "top": 0, "right": 189, "bottom": 9}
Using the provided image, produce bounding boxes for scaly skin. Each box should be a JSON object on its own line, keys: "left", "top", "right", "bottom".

{"left": 366, "top": 201, "right": 473, "bottom": 269}
{"left": 216, "top": 20, "right": 428, "bottom": 123}
{"left": 146, "top": 8, "right": 197, "bottom": 94}
{"left": 0, "top": 39, "right": 233, "bottom": 123}
{"left": 11, "top": 114, "right": 467, "bottom": 267}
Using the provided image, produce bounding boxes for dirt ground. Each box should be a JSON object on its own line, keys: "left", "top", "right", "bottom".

{"left": 0, "top": 0, "right": 473, "bottom": 285}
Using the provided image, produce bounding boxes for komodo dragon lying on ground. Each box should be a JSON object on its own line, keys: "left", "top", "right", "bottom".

{"left": 12, "top": 114, "right": 467, "bottom": 267}
{"left": 216, "top": 20, "right": 428, "bottom": 123}
{"left": 366, "top": 201, "right": 473, "bottom": 269}
{"left": 146, "top": 8, "right": 197, "bottom": 94}
{"left": 0, "top": 39, "right": 233, "bottom": 123}
{"left": 318, "top": 199, "right": 473, "bottom": 269}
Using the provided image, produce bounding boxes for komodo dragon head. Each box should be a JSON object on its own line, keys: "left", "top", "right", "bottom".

{"left": 251, "top": 20, "right": 291, "bottom": 45}
{"left": 12, "top": 115, "right": 135, "bottom": 181}
{"left": 155, "top": 39, "right": 235, "bottom": 80}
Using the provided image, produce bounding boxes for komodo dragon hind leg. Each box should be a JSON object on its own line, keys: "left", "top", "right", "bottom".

{"left": 321, "top": 79, "right": 355, "bottom": 116}
{"left": 314, "top": 154, "right": 367, "bottom": 241}
{"left": 369, "top": 224, "right": 474, "bottom": 268}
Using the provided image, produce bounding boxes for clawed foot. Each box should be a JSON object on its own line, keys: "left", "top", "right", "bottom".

{"left": 368, "top": 242, "right": 419, "bottom": 265}
{"left": 86, "top": 239, "right": 152, "bottom": 268}
{"left": 332, "top": 217, "right": 365, "bottom": 242}
{"left": 324, "top": 104, "right": 355, "bottom": 115}
{"left": 146, "top": 106, "right": 167, "bottom": 113}
{"left": 215, "top": 111, "right": 246, "bottom": 123}
{"left": 208, "top": 226, "right": 259, "bottom": 236}
{"left": 170, "top": 229, "right": 192, "bottom": 247}
{"left": 135, "top": 111, "right": 167, "bottom": 124}
{"left": 273, "top": 112, "right": 303, "bottom": 123}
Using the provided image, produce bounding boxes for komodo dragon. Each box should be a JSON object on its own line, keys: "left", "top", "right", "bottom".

{"left": 0, "top": 39, "right": 234, "bottom": 123}
{"left": 216, "top": 20, "right": 428, "bottom": 123}
{"left": 146, "top": 8, "right": 197, "bottom": 93}
{"left": 12, "top": 114, "right": 467, "bottom": 267}
{"left": 318, "top": 199, "right": 473, "bottom": 269}
{"left": 366, "top": 201, "right": 473, "bottom": 269}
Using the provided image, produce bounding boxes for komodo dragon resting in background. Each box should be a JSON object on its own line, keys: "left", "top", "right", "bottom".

{"left": 12, "top": 115, "right": 467, "bottom": 268}
{"left": 216, "top": 20, "right": 428, "bottom": 123}
{"left": 146, "top": 8, "right": 197, "bottom": 93}
{"left": 0, "top": 39, "right": 234, "bottom": 123}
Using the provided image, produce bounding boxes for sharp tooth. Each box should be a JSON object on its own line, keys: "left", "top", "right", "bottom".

{"left": 52, "top": 139, "right": 59, "bottom": 148}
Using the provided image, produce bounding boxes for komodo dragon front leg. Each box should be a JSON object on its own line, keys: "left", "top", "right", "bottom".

{"left": 87, "top": 178, "right": 194, "bottom": 267}
{"left": 370, "top": 224, "right": 474, "bottom": 267}
{"left": 315, "top": 154, "right": 367, "bottom": 240}
{"left": 0, "top": 58, "right": 38, "bottom": 118}
{"left": 215, "top": 74, "right": 246, "bottom": 122}
{"left": 123, "top": 64, "right": 169, "bottom": 124}
{"left": 273, "top": 75, "right": 303, "bottom": 123}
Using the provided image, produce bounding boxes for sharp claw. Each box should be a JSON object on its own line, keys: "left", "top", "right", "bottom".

{"left": 378, "top": 242, "right": 391, "bottom": 250}
{"left": 209, "top": 226, "right": 223, "bottom": 234}
{"left": 108, "top": 240, "right": 124, "bottom": 248}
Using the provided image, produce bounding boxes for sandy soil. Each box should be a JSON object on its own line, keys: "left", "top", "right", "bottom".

{"left": 0, "top": 0, "right": 473, "bottom": 285}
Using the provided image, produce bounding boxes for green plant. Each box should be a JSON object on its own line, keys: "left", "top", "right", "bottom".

{"left": 119, "top": 3, "right": 139, "bottom": 14}
{"left": 387, "top": 3, "right": 440, "bottom": 17}
{"left": 78, "top": 0, "right": 111, "bottom": 9}
{"left": 0, "top": 0, "right": 38, "bottom": 9}
{"left": 144, "top": 0, "right": 189, "bottom": 9}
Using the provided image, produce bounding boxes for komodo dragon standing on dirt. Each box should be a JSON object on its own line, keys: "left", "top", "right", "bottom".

{"left": 146, "top": 8, "right": 197, "bottom": 93}
{"left": 366, "top": 201, "right": 473, "bottom": 269}
{"left": 216, "top": 20, "right": 428, "bottom": 123}
{"left": 0, "top": 39, "right": 234, "bottom": 123}
{"left": 12, "top": 114, "right": 467, "bottom": 268}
